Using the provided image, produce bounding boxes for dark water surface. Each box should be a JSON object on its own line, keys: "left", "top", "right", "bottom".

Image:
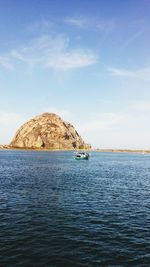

{"left": 0, "top": 151, "right": 150, "bottom": 267}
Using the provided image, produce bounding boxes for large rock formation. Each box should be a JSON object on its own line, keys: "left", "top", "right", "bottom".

{"left": 10, "top": 113, "right": 90, "bottom": 150}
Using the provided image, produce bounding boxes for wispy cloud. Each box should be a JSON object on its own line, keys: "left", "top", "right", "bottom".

{"left": 65, "top": 17, "right": 88, "bottom": 28}
{"left": 0, "top": 34, "right": 97, "bottom": 71}
{"left": 96, "top": 20, "right": 116, "bottom": 32}
{"left": 120, "top": 30, "right": 143, "bottom": 52}
{"left": 0, "top": 56, "right": 15, "bottom": 70}
{"left": 108, "top": 67, "right": 150, "bottom": 81}
{"left": 108, "top": 67, "right": 135, "bottom": 77}
{"left": 28, "top": 19, "right": 54, "bottom": 33}
{"left": 65, "top": 16, "right": 116, "bottom": 32}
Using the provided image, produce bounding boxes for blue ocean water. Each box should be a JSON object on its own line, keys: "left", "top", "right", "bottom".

{"left": 0, "top": 150, "right": 150, "bottom": 267}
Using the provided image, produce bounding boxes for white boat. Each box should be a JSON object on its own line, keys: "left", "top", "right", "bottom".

{"left": 74, "top": 152, "right": 89, "bottom": 160}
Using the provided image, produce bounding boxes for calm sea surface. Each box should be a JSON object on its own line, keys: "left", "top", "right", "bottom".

{"left": 0, "top": 150, "right": 150, "bottom": 267}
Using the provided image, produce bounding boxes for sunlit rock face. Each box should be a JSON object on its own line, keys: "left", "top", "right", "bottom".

{"left": 10, "top": 113, "right": 91, "bottom": 149}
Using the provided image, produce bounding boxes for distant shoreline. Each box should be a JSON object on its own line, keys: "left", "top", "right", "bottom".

{"left": 0, "top": 145, "right": 150, "bottom": 153}
{"left": 94, "top": 149, "right": 150, "bottom": 154}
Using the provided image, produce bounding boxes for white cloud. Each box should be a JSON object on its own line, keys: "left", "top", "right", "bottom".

{"left": 46, "top": 50, "right": 97, "bottom": 70}
{"left": 0, "top": 34, "right": 97, "bottom": 71}
{"left": 108, "top": 67, "right": 150, "bottom": 81}
{"left": 10, "top": 34, "right": 68, "bottom": 66}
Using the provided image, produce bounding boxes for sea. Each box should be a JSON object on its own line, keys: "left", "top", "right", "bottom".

{"left": 0, "top": 150, "right": 150, "bottom": 267}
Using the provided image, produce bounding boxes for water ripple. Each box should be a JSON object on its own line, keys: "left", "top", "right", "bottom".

{"left": 0, "top": 151, "right": 150, "bottom": 266}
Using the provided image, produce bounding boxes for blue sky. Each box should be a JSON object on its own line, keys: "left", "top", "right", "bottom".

{"left": 0, "top": 0, "right": 150, "bottom": 149}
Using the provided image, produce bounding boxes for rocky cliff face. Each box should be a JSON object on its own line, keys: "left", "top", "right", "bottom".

{"left": 10, "top": 113, "right": 90, "bottom": 150}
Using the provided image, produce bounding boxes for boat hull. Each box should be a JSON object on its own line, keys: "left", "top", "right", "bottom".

{"left": 74, "top": 152, "right": 89, "bottom": 160}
